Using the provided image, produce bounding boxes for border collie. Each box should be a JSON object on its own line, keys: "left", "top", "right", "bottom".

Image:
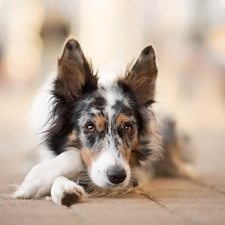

{"left": 12, "top": 38, "right": 195, "bottom": 206}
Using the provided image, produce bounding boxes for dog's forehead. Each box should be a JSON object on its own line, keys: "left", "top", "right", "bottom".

{"left": 87, "top": 85, "right": 130, "bottom": 115}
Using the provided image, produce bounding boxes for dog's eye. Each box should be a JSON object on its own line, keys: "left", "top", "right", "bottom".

{"left": 86, "top": 124, "right": 95, "bottom": 132}
{"left": 124, "top": 124, "right": 132, "bottom": 133}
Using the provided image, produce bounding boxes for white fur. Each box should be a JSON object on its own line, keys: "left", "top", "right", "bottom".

{"left": 12, "top": 149, "right": 84, "bottom": 199}
{"left": 104, "top": 87, "right": 123, "bottom": 120}
{"left": 29, "top": 73, "right": 57, "bottom": 162}
{"left": 51, "top": 176, "right": 85, "bottom": 205}
{"left": 29, "top": 73, "right": 56, "bottom": 135}
{"left": 91, "top": 150, "right": 131, "bottom": 188}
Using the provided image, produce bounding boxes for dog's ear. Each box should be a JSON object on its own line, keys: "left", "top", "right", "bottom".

{"left": 56, "top": 38, "right": 98, "bottom": 102}
{"left": 124, "top": 46, "right": 157, "bottom": 106}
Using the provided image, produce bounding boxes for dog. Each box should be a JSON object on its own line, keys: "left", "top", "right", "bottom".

{"left": 12, "top": 38, "right": 195, "bottom": 206}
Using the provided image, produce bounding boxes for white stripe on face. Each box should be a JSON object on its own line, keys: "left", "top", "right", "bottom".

{"left": 90, "top": 150, "right": 131, "bottom": 188}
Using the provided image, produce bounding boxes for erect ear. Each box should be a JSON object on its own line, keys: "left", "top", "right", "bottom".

{"left": 56, "top": 38, "right": 98, "bottom": 102}
{"left": 124, "top": 45, "right": 157, "bottom": 106}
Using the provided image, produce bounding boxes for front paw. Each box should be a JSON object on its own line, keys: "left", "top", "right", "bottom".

{"left": 12, "top": 164, "right": 53, "bottom": 199}
{"left": 51, "top": 176, "right": 85, "bottom": 206}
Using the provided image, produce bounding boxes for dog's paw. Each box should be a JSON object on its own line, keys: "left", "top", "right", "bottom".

{"left": 12, "top": 164, "right": 54, "bottom": 199}
{"left": 51, "top": 176, "right": 85, "bottom": 206}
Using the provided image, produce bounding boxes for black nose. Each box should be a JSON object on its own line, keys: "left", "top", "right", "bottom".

{"left": 107, "top": 167, "right": 127, "bottom": 184}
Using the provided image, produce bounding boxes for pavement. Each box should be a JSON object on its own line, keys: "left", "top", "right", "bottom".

{"left": 0, "top": 131, "right": 225, "bottom": 225}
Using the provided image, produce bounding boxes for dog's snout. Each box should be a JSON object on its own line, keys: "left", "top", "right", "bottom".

{"left": 107, "top": 167, "right": 127, "bottom": 184}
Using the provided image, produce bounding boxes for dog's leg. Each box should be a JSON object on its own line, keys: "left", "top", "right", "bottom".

{"left": 51, "top": 176, "right": 85, "bottom": 206}
{"left": 12, "top": 149, "right": 84, "bottom": 199}
{"left": 154, "top": 116, "right": 196, "bottom": 178}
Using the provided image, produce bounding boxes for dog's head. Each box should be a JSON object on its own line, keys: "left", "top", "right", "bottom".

{"left": 47, "top": 39, "right": 158, "bottom": 189}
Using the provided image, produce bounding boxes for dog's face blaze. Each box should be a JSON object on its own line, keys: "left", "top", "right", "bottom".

{"left": 47, "top": 39, "right": 158, "bottom": 189}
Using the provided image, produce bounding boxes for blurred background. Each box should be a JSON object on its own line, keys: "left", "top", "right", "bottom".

{"left": 0, "top": 0, "right": 225, "bottom": 179}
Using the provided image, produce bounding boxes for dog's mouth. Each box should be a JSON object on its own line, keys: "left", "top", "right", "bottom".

{"left": 93, "top": 179, "right": 129, "bottom": 189}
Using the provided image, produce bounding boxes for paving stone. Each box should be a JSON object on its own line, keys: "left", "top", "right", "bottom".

{"left": 143, "top": 178, "right": 225, "bottom": 225}
{"left": 0, "top": 198, "right": 81, "bottom": 225}
{"left": 194, "top": 131, "right": 225, "bottom": 193}
{"left": 0, "top": 175, "right": 190, "bottom": 225}
{"left": 70, "top": 193, "right": 191, "bottom": 225}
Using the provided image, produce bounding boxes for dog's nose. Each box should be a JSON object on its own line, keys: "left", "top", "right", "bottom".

{"left": 107, "top": 167, "right": 127, "bottom": 184}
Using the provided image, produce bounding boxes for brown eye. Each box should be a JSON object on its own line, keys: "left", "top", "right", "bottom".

{"left": 86, "top": 125, "right": 95, "bottom": 132}
{"left": 124, "top": 124, "right": 132, "bottom": 133}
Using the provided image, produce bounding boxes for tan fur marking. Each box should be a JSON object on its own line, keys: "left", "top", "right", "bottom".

{"left": 68, "top": 130, "right": 77, "bottom": 143}
{"left": 80, "top": 148, "right": 103, "bottom": 170}
{"left": 117, "top": 113, "right": 129, "bottom": 126}
{"left": 130, "top": 135, "right": 138, "bottom": 151}
{"left": 127, "top": 135, "right": 139, "bottom": 168}
{"left": 80, "top": 148, "right": 94, "bottom": 170}
{"left": 94, "top": 115, "right": 105, "bottom": 131}
{"left": 129, "top": 150, "right": 139, "bottom": 168}
{"left": 117, "top": 113, "right": 139, "bottom": 165}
